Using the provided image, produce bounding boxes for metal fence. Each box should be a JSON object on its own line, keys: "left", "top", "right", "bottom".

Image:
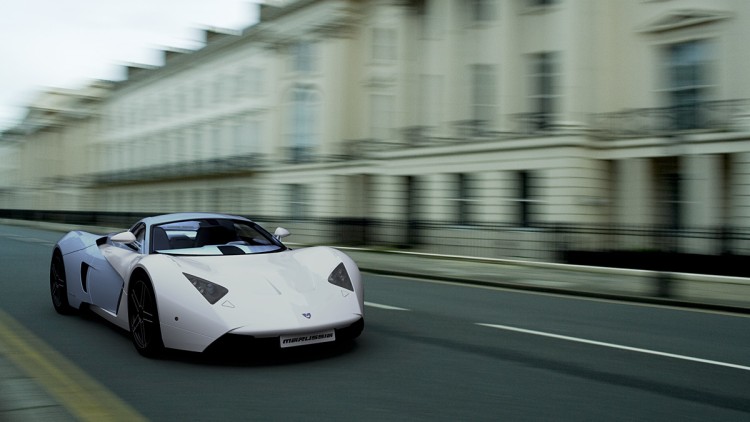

{"left": 589, "top": 99, "right": 750, "bottom": 140}
{"left": 3, "top": 209, "right": 750, "bottom": 277}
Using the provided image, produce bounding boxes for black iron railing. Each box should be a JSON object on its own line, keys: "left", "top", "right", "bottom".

{"left": 4, "top": 209, "right": 750, "bottom": 276}
{"left": 590, "top": 99, "right": 750, "bottom": 139}
{"left": 92, "top": 153, "right": 265, "bottom": 185}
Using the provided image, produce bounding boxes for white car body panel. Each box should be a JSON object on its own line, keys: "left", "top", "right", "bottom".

{"left": 52, "top": 213, "right": 364, "bottom": 353}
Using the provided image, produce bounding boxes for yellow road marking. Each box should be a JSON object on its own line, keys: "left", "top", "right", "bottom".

{"left": 0, "top": 309, "right": 147, "bottom": 421}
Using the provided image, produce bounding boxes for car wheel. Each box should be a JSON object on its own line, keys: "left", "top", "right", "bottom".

{"left": 50, "top": 251, "right": 74, "bottom": 315}
{"left": 128, "top": 277, "right": 164, "bottom": 357}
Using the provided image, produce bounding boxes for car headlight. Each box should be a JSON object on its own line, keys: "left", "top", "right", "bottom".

{"left": 328, "top": 262, "right": 353, "bottom": 291}
{"left": 183, "top": 273, "right": 228, "bottom": 304}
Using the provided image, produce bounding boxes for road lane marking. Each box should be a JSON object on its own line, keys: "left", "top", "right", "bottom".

{"left": 364, "top": 301, "right": 410, "bottom": 311}
{"left": 476, "top": 322, "right": 750, "bottom": 372}
{"left": 366, "top": 273, "right": 750, "bottom": 319}
{"left": 0, "top": 233, "right": 56, "bottom": 246}
{"left": 0, "top": 309, "right": 147, "bottom": 421}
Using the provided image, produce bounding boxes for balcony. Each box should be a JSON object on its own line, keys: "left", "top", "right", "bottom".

{"left": 590, "top": 99, "right": 750, "bottom": 140}
{"left": 285, "top": 146, "right": 317, "bottom": 164}
{"left": 92, "top": 153, "right": 265, "bottom": 185}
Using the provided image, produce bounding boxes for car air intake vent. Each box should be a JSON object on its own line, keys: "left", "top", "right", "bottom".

{"left": 217, "top": 246, "right": 245, "bottom": 255}
{"left": 81, "top": 262, "right": 90, "bottom": 292}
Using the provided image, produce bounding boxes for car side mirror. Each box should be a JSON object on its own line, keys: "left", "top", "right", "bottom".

{"left": 274, "top": 227, "right": 290, "bottom": 240}
{"left": 111, "top": 231, "right": 136, "bottom": 244}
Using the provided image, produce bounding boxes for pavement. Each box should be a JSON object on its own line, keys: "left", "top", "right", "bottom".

{"left": 1, "top": 218, "right": 749, "bottom": 420}
{"left": 0, "top": 316, "right": 77, "bottom": 421}
{"left": 0, "top": 364, "right": 76, "bottom": 421}
{"left": 344, "top": 248, "right": 750, "bottom": 313}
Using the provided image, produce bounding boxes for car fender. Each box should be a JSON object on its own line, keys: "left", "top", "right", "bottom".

{"left": 100, "top": 243, "right": 143, "bottom": 283}
{"left": 136, "top": 254, "right": 232, "bottom": 352}
{"left": 54, "top": 231, "right": 112, "bottom": 309}
{"left": 329, "top": 248, "right": 364, "bottom": 313}
{"left": 294, "top": 247, "right": 364, "bottom": 314}
{"left": 56, "top": 231, "right": 102, "bottom": 256}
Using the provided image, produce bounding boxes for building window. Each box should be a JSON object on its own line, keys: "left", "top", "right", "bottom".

{"left": 516, "top": 171, "right": 534, "bottom": 227}
{"left": 529, "top": 52, "right": 559, "bottom": 130}
{"left": 175, "top": 89, "right": 186, "bottom": 114}
{"left": 654, "top": 157, "right": 682, "bottom": 230}
{"left": 370, "top": 93, "right": 395, "bottom": 140}
{"left": 237, "top": 67, "right": 263, "bottom": 98}
{"left": 194, "top": 82, "right": 204, "bottom": 110}
{"left": 192, "top": 128, "right": 203, "bottom": 161}
{"left": 291, "top": 41, "right": 316, "bottom": 73}
{"left": 665, "top": 40, "right": 712, "bottom": 130}
{"left": 528, "top": 0, "right": 556, "bottom": 7}
{"left": 213, "top": 77, "right": 224, "bottom": 104}
{"left": 289, "top": 184, "right": 308, "bottom": 220}
{"left": 213, "top": 124, "right": 224, "bottom": 157}
{"left": 455, "top": 173, "right": 474, "bottom": 225}
{"left": 420, "top": 74, "right": 442, "bottom": 129}
{"left": 236, "top": 119, "right": 260, "bottom": 155}
{"left": 471, "top": 64, "right": 496, "bottom": 132}
{"left": 405, "top": 175, "right": 421, "bottom": 245}
{"left": 372, "top": 28, "right": 397, "bottom": 62}
{"left": 247, "top": 68, "right": 263, "bottom": 97}
{"left": 419, "top": 0, "right": 440, "bottom": 39}
{"left": 470, "top": 0, "right": 496, "bottom": 22}
{"left": 176, "top": 130, "right": 188, "bottom": 163}
{"left": 289, "top": 88, "right": 318, "bottom": 163}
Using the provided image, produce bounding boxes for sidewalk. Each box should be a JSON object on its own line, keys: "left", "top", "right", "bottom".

{"left": 343, "top": 248, "right": 750, "bottom": 313}
{"left": 0, "top": 315, "right": 77, "bottom": 422}
{"left": 0, "top": 357, "right": 76, "bottom": 421}
{"left": 2, "top": 217, "right": 750, "bottom": 313}
{"left": 3, "top": 216, "right": 750, "bottom": 312}
{"left": 1, "top": 218, "right": 750, "bottom": 421}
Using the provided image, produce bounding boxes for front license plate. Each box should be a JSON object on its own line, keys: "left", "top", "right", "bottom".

{"left": 280, "top": 330, "right": 336, "bottom": 348}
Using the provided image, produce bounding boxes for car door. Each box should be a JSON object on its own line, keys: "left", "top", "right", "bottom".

{"left": 88, "top": 224, "right": 145, "bottom": 314}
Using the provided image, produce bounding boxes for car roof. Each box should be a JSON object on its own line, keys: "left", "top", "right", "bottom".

{"left": 140, "top": 213, "right": 254, "bottom": 227}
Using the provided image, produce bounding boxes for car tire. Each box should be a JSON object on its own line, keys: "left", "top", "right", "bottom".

{"left": 50, "top": 251, "right": 75, "bottom": 315}
{"left": 128, "top": 277, "right": 164, "bottom": 357}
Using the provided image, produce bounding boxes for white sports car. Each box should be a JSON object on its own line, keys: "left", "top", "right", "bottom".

{"left": 50, "top": 213, "right": 364, "bottom": 357}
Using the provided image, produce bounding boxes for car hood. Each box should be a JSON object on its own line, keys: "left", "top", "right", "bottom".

{"left": 168, "top": 249, "right": 332, "bottom": 295}
{"left": 148, "top": 247, "right": 362, "bottom": 351}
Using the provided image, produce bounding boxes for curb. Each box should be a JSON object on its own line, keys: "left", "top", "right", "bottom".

{"left": 359, "top": 266, "right": 750, "bottom": 315}
{"left": 2, "top": 218, "right": 749, "bottom": 314}
{"left": 337, "top": 246, "right": 750, "bottom": 288}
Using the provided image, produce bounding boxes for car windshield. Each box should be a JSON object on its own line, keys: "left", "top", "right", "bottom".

{"left": 151, "top": 218, "right": 286, "bottom": 256}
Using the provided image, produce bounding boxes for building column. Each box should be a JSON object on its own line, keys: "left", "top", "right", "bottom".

{"left": 474, "top": 172, "right": 499, "bottom": 224}
{"left": 423, "top": 173, "right": 454, "bottom": 223}
{"left": 727, "top": 152, "right": 750, "bottom": 254}
{"left": 682, "top": 154, "right": 722, "bottom": 229}
{"left": 342, "top": 174, "right": 370, "bottom": 219}
{"left": 372, "top": 174, "right": 406, "bottom": 222}
{"left": 614, "top": 158, "right": 653, "bottom": 227}
{"left": 681, "top": 154, "right": 722, "bottom": 254}
{"left": 731, "top": 152, "right": 750, "bottom": 228}
{"left": 369, "top": 174, "right": 409, "bottom": 245}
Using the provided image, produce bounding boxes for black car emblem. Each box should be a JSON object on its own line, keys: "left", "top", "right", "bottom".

{"left": 302, "top": 313, "right": 311, "bottom": 319}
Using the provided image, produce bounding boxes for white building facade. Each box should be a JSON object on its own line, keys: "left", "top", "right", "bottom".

{"left": 2, "top": 0, "right": 750, "bottom": 258}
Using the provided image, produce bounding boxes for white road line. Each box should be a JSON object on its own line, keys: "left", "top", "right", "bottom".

{"left": 25, "top": 239, "right": 55, "bottom": 245}
{"left": 476, "top": 323, "right": 750, "bottom": 372}
{"left": 364, "top": 301, "right": 410, "bottom": 311}
{"left": 0, "top": 234, "right": 55, "bottom": 245}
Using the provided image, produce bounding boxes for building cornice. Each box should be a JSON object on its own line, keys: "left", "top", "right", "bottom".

{"left": 639, "top": 9, "right": 732, "bottom": 33}
{"left": 113, "top": 0, "right": 361, "bottom": 96}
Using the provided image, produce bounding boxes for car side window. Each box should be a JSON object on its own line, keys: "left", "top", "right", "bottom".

{"left": 130, "top": 223, "right": 146, "bottom": 252}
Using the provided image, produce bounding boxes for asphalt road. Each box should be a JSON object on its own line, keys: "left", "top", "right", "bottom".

{"left": 1, "top": 224, "right": 749, "bottom": 421}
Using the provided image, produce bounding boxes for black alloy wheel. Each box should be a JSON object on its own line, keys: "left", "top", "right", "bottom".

{"left": 128, "top": 278, "right": 164, "bottom": 357}
{"left": 50, "top": 252, "right": 74, "bottom": 314}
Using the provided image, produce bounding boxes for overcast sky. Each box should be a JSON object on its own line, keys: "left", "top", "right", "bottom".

{"left": 0, "top": 0, "right": 260, "bottom": 132}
